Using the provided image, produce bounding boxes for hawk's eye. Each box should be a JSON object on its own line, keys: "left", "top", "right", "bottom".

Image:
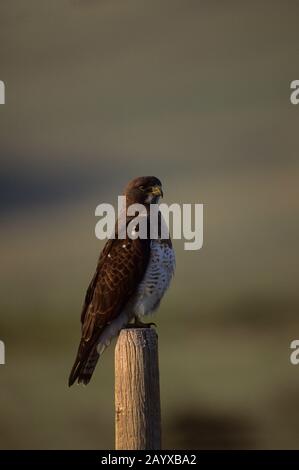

{"left": 139, "top": 185, "right": 145, "bottom": 191}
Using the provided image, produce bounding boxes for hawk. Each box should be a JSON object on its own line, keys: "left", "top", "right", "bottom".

{"left": 68, "top": 176, "right": 175, "bottom": 386}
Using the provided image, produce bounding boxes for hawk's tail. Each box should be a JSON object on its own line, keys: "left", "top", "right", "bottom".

{"left": 69, "top": 314, "right": 130, "bottom": 386}
{"left": 68, "top": 340, "right": 99, "bottom": 387}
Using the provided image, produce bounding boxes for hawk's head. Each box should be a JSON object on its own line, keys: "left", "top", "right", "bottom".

{"left": 124, "top": 176, "right": 163, "bottom": 205}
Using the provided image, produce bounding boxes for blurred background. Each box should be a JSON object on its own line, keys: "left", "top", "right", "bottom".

{"left": 1, "top": 0, "right": 299, "bottom": 449}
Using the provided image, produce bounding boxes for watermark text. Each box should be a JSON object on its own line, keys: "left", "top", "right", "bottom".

{"left": 0, "top": 340, "right": 5, "bottom": 365}
{"left": 0, "top": 81, "right": 5, "bottom": 104}
{"left": 290, "top": 80, "right": 299, "bottom": 105}
{"left": 95, "top": 196, "right": 203, "bottom": 251}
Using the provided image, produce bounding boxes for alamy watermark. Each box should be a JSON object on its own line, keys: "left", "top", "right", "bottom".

{"left": 0, "top": 340, "right": 5, "bottom": 365}
{"left": 290, "top": 80, "right": 299, "bottom": 105}
{"left": 290, "top": 340, "right": 299, "bottom": 365}
{"left": 95, "top": 196, "right": 203, "bottom": 251}
{"left": 0, "top": 80, "right": 5, "bottom": 104}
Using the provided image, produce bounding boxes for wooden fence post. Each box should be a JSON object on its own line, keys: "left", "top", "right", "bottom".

{"left": 115, "top": 328, "right": 161, "bottom": 450}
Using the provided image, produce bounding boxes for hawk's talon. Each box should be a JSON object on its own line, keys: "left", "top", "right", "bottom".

{"left": 125, "top": 318, "right": 157, "bottom": 329}
{"left": 143, "top": 321, "right": 157, "bottom": 328}
{"left": 134, "top": 317, "right": 157, "bottom": 328}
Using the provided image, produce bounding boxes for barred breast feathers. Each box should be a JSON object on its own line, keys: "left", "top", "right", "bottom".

{"left": 133, "top": 239, "right": 175, "bottom": 318}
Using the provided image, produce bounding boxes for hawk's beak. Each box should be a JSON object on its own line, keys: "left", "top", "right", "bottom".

{"left": 151, "top": 185, "right": 163, "bottom": 198}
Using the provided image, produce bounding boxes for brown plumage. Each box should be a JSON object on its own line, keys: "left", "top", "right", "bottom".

{"left": 69, "top": 176, "right": 167, "bottom": 386}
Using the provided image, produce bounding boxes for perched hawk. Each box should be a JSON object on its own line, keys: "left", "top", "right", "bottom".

{"left": 68, "top": 176, "right": 175, "bottom": 386}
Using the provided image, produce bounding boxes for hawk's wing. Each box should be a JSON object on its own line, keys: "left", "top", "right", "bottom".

{"left": 68, "top": 235, "right": 150, "bottom": 386}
